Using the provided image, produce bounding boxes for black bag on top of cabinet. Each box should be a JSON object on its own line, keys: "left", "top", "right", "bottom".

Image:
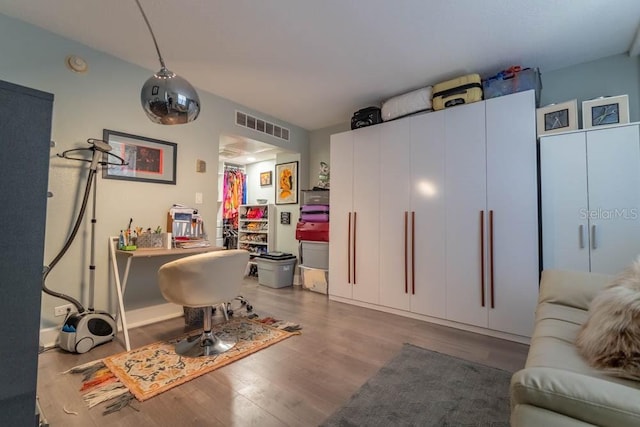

{"left": 351, "top": 106, "right": 382, "bottom": 129}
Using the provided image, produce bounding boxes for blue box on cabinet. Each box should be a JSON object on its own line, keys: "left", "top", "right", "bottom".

{"left": 483, "top": 67, "right": 542, "bottom": 106}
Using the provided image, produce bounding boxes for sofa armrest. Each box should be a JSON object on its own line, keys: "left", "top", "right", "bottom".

{"left": 538, "top": 269, "right": 612, "bottom": 310}
{"left": 511, "top": 367, "right": 640, "bottom": 427}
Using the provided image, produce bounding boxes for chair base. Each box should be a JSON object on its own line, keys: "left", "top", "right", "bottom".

{"left": 174, "top": 330, "right": 237, "bottom": 357}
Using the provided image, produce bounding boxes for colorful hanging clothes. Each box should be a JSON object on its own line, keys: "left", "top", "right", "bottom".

{"left": 222, "top": 168, "right": 246, "bottom": 229}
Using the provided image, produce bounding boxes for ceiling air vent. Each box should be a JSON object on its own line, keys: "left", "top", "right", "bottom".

{"left": 236, "top": 110, "right": 290, "bottom": 141}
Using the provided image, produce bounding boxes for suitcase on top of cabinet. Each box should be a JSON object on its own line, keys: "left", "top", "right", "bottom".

{"left": 381, "top": 86, "right": 433, "bottom": 121}
{"left": 351, "top": 106, "right": 382, "bottom": 129}
{"left": 432, "top": 74, "right": 483, "bottom": 111}
{"left": 300, "top": 205, "right": 329, "bottom": 222}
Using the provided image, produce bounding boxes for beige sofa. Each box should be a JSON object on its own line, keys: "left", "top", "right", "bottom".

{"left": 510, "top": 269, "right": 640, "bottom": 427}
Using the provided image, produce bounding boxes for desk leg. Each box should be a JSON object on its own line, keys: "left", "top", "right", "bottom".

{"left": 109, "top": 238, "right": 131, "bottom": 351}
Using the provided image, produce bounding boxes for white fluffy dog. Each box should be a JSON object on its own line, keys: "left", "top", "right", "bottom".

{"left": 576, "top": 257, "right": 640, "bottom": 380}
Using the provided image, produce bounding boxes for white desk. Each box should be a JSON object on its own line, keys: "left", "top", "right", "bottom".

{"left": 108, "top": 236, "right": 223, "bottom": 350}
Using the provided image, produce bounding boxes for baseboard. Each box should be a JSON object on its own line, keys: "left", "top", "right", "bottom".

{"left": 39, "top": 303, "right": 184, "bottom": 348}
{"left": 328, "top": 295, "right": 531, "bottom": 345}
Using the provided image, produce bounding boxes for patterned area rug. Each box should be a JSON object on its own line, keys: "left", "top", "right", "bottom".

{"left": 66, "top": 317, "right": 301, "bottom": 414}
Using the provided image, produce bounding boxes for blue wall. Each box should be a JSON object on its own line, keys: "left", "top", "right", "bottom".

{"left": 540, "top": 53, "right": 640, "bottom": 127}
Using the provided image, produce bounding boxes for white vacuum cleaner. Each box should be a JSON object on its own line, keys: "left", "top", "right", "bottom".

{"left": 44, "top": 139, "right": 125, "bottom": 353}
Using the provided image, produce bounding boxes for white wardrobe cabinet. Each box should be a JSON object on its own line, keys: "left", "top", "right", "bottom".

{"left": 541, "top": 124, "right": 640, "bottom": 275}
{"left": 484, "top": 90, "right": 540, "bottom": 337}
{"left": 329, "top": 126, "right": 380, "bottom": 304}
{"left": 330, "top": 90, "right": 539, "bottom": 341}
{"left": 444, "top": 101, "right": 488, "bottom": 328}
{"left": 445, "top": 90, "right": 539, "bottom": 338}
{"left": 378, "top": 111, "right": 447, "bottom": 318}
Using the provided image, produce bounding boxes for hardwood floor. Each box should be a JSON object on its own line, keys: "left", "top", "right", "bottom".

{"left": 37, "top": 278, "right": 529, "bottom": 426}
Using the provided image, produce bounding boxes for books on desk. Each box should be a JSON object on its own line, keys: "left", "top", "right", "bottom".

{"left": 175, "top": 239, "right": 211, "bottom": 249}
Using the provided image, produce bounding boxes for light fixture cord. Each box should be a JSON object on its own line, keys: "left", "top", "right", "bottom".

{"left": 135, "top": 0, "right": 166, "bottom": 69}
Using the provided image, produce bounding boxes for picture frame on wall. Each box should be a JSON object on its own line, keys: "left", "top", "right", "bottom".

{"left": 582, "top": 95, "right": 629, "bottom": 128}
{"left": 260, "top": 171, "right": 272, "bottom": 186}
{"left": 102, "top": 129, "right": 177, "bottom": 184}
{"left": 275, "top": 161, "right": 298, "bottom": 205}
{"left": 536, "top": 100, "right": 578, "bottom": 137}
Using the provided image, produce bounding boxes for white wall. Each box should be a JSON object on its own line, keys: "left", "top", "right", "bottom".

{"left": 541, "top": 53, "right": 640, "bottom": 126}
{"left": 308, "top": 122, "right": 349, "bottom": 187}
{"left": 246, "top": 160, "right": 276, "bottom": 204}
{"left": 0, "top": 14, "right": 309, "bottom": 327}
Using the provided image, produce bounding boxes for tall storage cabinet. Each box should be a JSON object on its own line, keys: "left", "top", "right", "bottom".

{"left": 330, "top": 90, "right": 539, "bottom": 341}
{"left": 484, "top": 90, "right": 540, "bottom": 336}
{"left": 541, "top": 124, "right": 640, "bottom": 274}
{"left": 0, "top": 81, "right": 53, "bottom": 425}
{"left": 378, "top": 112, "right": 446, "bottom": 318}
{"left": 329, "top": 126, "right": 380, "bottom": 304}
{"left": 445, "top": 90, "right": 539, "bottom": 337}
{"left": 444, "top": 101, "right": 488, "bottom": 328}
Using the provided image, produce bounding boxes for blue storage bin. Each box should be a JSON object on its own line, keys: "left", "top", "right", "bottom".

{"left": 483, "top": 67, "right": 542, "bottom": 106}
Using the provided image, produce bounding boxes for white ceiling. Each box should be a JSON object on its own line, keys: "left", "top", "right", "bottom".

{"left": 219, "top": 134, "right": 293, "bottom": 166}
{"left": 1, "top": 0, "right": 639, "bottom": 131}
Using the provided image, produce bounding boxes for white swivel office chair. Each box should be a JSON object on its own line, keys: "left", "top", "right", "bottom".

{"left": 157, "top": 249, "right": 250, "bottom": 357}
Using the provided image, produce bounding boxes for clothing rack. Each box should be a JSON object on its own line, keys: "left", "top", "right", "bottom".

{"left": 223, "top": 163, "right": 244, "bottom": 171}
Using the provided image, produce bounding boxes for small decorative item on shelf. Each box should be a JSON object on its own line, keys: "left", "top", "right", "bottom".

{"left": 536, "top": 100, "right": 578, "bottom": 137}
{"left": 316, "top": 161, "right": 330, "bottom": 189}
{"left": 582, "top": 95, "right": 629, "bottom": 128}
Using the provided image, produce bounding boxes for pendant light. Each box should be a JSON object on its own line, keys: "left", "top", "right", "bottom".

{"left": 136, "top": 0, "right": 200, "bottom": 124}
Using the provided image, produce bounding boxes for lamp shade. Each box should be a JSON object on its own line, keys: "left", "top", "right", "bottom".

{"left": 141, "top": 67, "right": 200, "bottom": 125}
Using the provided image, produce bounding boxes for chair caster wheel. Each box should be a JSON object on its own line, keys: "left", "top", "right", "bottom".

{"left": 246, "top": 305, "right": 253, "bottom": 312}
{"left": 227, "top": 309, "right": 234, "bottom": 317}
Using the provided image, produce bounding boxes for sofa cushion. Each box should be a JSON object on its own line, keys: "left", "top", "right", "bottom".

{"left": 538, "top": 270, "right": 613, "bottom": 311}
{"left": 527, "top": 333, "right": 596, "bottom": 376}
{"left": 535, "top": 301, "right": 588, "bottom": 326}
{"left": 511, "top": 404, "right": 597, "bottom": 427}
{"left": 511, "top": 367, "right": 640, "bottom": 427}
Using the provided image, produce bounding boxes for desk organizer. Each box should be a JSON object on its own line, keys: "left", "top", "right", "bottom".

{"left": 136, "top": 233, "right": 164, "bottom": 248}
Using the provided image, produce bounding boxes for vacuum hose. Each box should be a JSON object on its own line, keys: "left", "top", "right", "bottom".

{"left": 41, "top": 168, "right": 97, "bottom": 313}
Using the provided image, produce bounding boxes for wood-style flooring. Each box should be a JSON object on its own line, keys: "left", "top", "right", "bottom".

{"left": 37, "top": 278, "right": 529, "bottom": 426}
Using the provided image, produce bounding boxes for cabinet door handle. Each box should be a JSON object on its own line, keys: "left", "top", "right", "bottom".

{"left": 591, "top": 224, "right": 597, "bottom": 250}
{"left": 353, "top": 212, "right": 357, "bottom": 284}
{"left": 578, "top": 224, "right": 585, "bottom": 249}
{"left": 480, "top": 210, "right": 486, "bottom": 308}
{"left": 411, "top": 211, "right": 416, "bottom": 295}
{"left": 404, "top": 211, "right": 408, "bottom": 294}
{"left": 347, "top": 212, "right": 352, "bottom": 284}
{"left": 489, "top": 210, "right": 495, "bottom": 309}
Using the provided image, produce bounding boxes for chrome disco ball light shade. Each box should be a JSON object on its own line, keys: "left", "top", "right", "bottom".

{"left": 141, "top": 67, "right": 200, "bottom": 125}
{"left": 136, "top": 0, "right": 200, "bottom": 125}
